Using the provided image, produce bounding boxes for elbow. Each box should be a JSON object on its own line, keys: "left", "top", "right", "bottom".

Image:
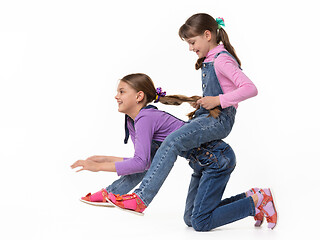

{"left": 248, "top": 83, "right": 258, "bottom": 98}
{"left": 252, "top": 85, "right": 258, "bottom": 97}
{"left": 133, "top": 156, "right": 149, "bottom": 173}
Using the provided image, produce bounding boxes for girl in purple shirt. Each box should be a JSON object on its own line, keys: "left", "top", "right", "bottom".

{"left": 71, "top": 73, "right": 277, "bottom": 230}
{"left": 71, "top": 74, "right": 185, "bottom": 176}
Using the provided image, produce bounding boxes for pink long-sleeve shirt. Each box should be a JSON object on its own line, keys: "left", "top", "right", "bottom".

{"left": 204, "top": 44, "right": 258, "bottom": 109}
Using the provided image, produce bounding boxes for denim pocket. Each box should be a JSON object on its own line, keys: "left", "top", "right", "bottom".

{"left": 193, "top": 148, "right": 218, "bottom": 167}
{"left": 191, "top": 141, "right": 236, "bottom": 170}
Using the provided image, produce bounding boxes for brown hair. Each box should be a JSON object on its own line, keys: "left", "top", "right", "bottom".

{"left": 120, "top": 73, "right": 220, "bottom": 119}
{"left": 179, "top": 13, "right": 241, "bottom": 70}
{"left": 121, "top": 73, "right": 157, "bottom": 104}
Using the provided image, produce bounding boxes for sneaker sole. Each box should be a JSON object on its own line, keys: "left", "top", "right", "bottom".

{"left": 105, "top": 196, "right": 144, "bottom": 216}
{"left": 80, "top": 199, "right": 114, "bottom": 207}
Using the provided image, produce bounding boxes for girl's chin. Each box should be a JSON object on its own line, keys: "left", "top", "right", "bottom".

{"left": 196, "top": 52, "right": 205, "bottom": 58}
{"left": 118, "top": 107, "right": 127, "bottom": 114}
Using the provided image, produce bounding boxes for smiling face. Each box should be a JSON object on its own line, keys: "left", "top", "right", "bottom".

{"left": 185, "top": 30, "right": 216, "bottom": 58}
{"left": 115, "top": 80, "right": 143, "bottom": 116}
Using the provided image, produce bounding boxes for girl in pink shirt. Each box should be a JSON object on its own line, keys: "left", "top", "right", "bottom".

{"left": 102, "top": 13, "right": 276, "bottom": 230}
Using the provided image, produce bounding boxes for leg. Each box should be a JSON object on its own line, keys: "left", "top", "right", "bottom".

{"left": 191, "top": 145, "right": 255, "bottom": 231}
{"left": 134, "top": 115, "right": 234, "bottom": 206}
{"left": 107, "top": 140, "right": 161, "bottom": 195}
{"left": 217, "top": 193, "right": 247, "bottom": 207}
{"left": 183, "top": 161, "right": 202, "bottom": 227}
{"left": 106, "top": 172, "right": 147, "bottom": 195}
{"left": 191, "top": 168, "right": 234, "bottom": 231}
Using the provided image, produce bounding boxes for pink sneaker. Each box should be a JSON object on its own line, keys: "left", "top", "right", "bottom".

{"left": 105, "top": 192, "right": 146, "bottom": 216}
{"left": 247, "top": 188, "right": 265, "bottom": 227}
{"left": 257, "top": 188, "right": 278, "bottom": 229}
{"left": 80, "top": 189, "right": 114, "bottom": 207}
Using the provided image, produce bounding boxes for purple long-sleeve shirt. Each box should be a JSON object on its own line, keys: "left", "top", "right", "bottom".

{"left": 115, "top": 107, "right": 185, "bottom": 176}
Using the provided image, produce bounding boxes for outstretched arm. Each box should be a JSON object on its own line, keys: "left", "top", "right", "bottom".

{"left": 85, "top": 155, "right": 123, "bottom": 163}
{"left": 70, "top": 157, "right": 123, "bottom": 172}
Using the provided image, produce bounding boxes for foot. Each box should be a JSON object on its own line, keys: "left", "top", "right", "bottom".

{"left": 257, "top": 188, "right": 277, "bottom": 229}
{"left": 106, "top": 192, "right": 146, "bottom": 215}
{"left": 80, "top": 189, "right": 113, "bottom": 207}
{"left": 247, "top": 188, "right": 264, "bottom": 227}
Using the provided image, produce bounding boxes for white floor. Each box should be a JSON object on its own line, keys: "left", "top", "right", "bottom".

{"left": 2, "top": 196, "right": 308, "bottom": 240}
{"left": 1, "top": 159, "right": 314, "bottom": 240}
{"left": 1, "top": 1, "right": 319, "bottom": 239}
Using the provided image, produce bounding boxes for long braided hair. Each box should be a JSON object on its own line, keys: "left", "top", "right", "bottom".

{"left": 120, "top": 73, "right": 220, "bottom": 119}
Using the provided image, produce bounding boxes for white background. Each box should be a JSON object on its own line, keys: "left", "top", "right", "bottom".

{"left": 1, "top": 0, "right": 319, "bottom": 239}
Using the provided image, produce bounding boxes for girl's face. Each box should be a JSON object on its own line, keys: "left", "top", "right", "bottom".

{"left": 186, "top": 31, "right": 215, "bottom": 58}
{"left": 115, "top": 81, "right": 141, "bottom": 115}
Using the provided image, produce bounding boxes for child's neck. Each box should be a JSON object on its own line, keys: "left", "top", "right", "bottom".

{"left": 126, "top": 106, "right": 144, "bottom": 120}
{"left": 208, "top": 42, "right": 219, "bottom": 52}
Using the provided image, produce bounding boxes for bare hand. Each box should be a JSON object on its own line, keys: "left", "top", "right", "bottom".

{"left": 189, "top": 101, "right": 200, "bottom": 109}
{"left": 70, "top": 159, "right": 101, "bottom": 172}
{"left": 196, "top": 96, "right": 220, "bottom": 110}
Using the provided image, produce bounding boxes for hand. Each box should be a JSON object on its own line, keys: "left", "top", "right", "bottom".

{"left": 196, "top": 96, "right": 220, "bottom": 110}
{"left": 189, "top": 101, "right": 200, "bottom": 109}
{"left": 70, "top": 159, "right": 101, "bottom": 172}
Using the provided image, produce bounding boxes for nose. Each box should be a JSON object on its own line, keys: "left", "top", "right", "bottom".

{"left": 115, "top": 92, "right": 119, "bottom": 99}
{"left": 188, "top": 44, "right": 193, "bottom": 51}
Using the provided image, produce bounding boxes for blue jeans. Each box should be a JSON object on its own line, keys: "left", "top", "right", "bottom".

{"left": 106, "top": 140, "right": 162, "bottom": 195}
{"left": 183, "top": 141, "right": 255, "bottom": 231}
{"left": 134, "top": 108, "right": 236, "bottom": 206}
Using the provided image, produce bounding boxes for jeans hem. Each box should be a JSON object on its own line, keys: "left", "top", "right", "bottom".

{"left": 248, "top": 196, "right": 256, "bottom": 216}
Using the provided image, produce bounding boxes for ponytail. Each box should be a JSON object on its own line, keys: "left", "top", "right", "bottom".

{"left": 195, "top": 57, "right": 206, "bottom": 70}
{"left": 158, "top": 94, "right": 221, "bottom": 119}
{"left": 179, "top": 13, "right": 241, "bottom": 70}
{"left": 121, "top": 73, "right": 220, "bottom": 119}
{"left": 216, "top": 28, "right": 241, "bottom": 67}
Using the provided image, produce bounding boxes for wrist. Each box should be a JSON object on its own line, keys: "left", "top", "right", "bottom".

{"left": 100, "top": 162, "right": 117, "bottom": 172}
{"left": 218, "top": 94, "right": 223, "bottom": 108}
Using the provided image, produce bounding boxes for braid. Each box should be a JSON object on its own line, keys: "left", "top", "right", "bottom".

{"left": 195, "top": 57, "right": 206, "bottom": 70}
{"left": 158, "top": 94, "right": 221, "bottom": 119}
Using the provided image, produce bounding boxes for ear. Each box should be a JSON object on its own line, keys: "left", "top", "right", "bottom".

{"left": 204, "top": 30, "right": 212, "bottom": 41}
{"left": 136, "top": 91, "right": 145, "bottom": 102}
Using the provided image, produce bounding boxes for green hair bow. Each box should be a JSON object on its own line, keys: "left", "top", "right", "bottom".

{"left": 216, "top": 17, "right": 225, "bottom": 29}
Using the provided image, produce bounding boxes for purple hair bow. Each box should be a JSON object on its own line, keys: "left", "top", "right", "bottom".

{"left": 154, "top": 87, "right": 166, "bottom": 103}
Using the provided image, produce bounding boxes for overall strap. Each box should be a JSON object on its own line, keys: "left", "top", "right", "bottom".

{"left": 214, "top": 51, "right": 242, "bottom": 69}
{"left": 123, "top": 105, "right": 158, "bottom": 144}
{"left": 124, "top": 115, "right": 131, "bottom": 144}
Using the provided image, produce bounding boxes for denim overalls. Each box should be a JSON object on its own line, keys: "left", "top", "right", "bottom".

{"left": 183, "top": 140, "right": 255, "bottom": 231}
{"left": 134, "top": 51, "right": 238, "bottom": 206}
{"left": 195, "top": 51, "right": 237, "bottom": 119}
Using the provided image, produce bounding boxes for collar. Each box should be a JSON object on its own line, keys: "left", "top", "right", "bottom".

{"left": 204, "top": 44, "right": 226, "bottom": 63}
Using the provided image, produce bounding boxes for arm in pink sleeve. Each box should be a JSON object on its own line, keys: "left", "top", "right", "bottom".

{"left": 215, "top": 56, "right": 258, "bottom": 108}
